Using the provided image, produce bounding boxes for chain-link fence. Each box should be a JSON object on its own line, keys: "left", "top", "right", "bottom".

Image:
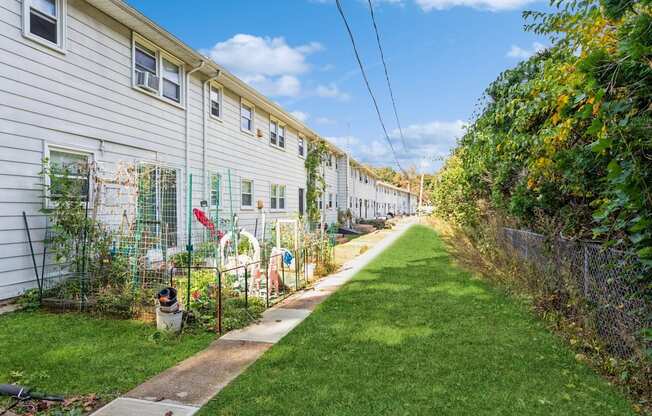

{"left": 501, "top": 227, "right": 650, "bottom": 358}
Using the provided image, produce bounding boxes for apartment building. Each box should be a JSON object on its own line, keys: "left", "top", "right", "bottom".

{"left": 0, "top": 0, "right": 416, "bottom": 299}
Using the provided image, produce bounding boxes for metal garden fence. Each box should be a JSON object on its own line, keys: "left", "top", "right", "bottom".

{"left": 501, "top": 227, "right": 650, "bottom": 358}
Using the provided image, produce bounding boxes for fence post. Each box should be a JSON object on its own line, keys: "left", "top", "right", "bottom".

{"left": 295, "top": 253, "right": 299, "bottom": 291}
{"left": 217, "top": 270, "right": 222, "bottom": 335}
{"left": 244, "top": 265, "right": 249, "bottom": 309}
{"left": 583, "top": 244, "right": 589, "bottom": 298}
{"left": 265, "top": 258, "right": 270, "bottom": 309}
{"left": 281, "top": 257, "right": 285, "bottom": 295}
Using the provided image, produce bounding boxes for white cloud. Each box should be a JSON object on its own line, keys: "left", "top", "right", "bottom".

{"left": 315, "top": 116, "right": 335, "bottom": 125}
{"left": 416, "top": 0, "right": 535, "bottom": 11}
{"left": 506, "top": 42, "right": 546, "bottom": 59}
{"left": 290, "top": 110, "right": 310, "bottom": 122}
{"left": 315, "top": 83, "right": 351, "bottom": 101}
{"left": 326, "top": 120, "right": 465, "bottom": 172}
{"left": 204, "top": 34, "right": 323, "bottom": 97}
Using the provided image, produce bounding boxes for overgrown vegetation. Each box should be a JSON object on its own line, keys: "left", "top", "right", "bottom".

{"left": 431, "top": 0, "right": 651, "bottom": 409}
{"left": 199, "top": 226, "right": 635, "bottom": 415}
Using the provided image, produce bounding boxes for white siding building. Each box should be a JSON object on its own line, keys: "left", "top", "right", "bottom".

{"left": 0, "top": 0, "right": 416, "bottom": 300}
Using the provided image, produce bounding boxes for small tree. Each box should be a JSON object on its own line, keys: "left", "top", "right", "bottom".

{"left": 304, "top": 139, "right": 328, "bottom": 226}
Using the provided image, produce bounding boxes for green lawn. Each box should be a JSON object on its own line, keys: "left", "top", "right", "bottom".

{"left": 199, "top": 225, "right": 634, "bottom": 416}
{"left": 0, "top": 312, "right": 213, "bottom": 399}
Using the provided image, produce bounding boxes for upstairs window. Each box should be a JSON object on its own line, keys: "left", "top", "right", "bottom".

{"left": 270, "top": 119, "right": 285, "bottom": 149}
{"left": 23, "top": 0, "right": 66, "bottom": 51}
{"left": 162, "top": 59, "right": 181, "bottom": 102}
{"left": 298, "top": 137, "right": 305, "bottom": 157}
{"left": 132, "top": 34, "right": 184, "bottom": 106}
{"left": 328, "top": 193, "right": 333, "bottom": 209}
{"left": 210, "top": 85, "right": 222, "bottom": 119}
{"left": 241, "top": 102, "right": 254, "bottom": 132}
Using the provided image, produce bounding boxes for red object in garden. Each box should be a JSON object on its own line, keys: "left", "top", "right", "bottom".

{"left": 193, "top": 208, "right": 217, "bottom": 238}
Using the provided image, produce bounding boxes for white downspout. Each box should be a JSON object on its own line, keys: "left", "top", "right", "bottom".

{"left": 185, "top": 60, "right": 205, "bottom": 216}
{"left": 202, "top": 70, "right": 221, "bottom": 201}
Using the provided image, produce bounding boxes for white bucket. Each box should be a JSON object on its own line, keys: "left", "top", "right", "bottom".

{"left": 156, "top": 307, "right": 183, "bottom": 333}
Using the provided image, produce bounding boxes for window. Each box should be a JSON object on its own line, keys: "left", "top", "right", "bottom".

{"left": 270, "top": 119, "right": 285, "bottom": 148}
{"left": 210, "top": 85, "right": 222, "bottom": 119}
{"left": 132, "top": 34, "right": 184, "bottom": 105}
{"left": 47, "top": 148, "right": 91, "bottom": 203}
{"left": 162, "top": 58, "right": 181, "bottom": 102}
{"left": 23, "top": 0, "right": 66, "bottom": 51}
{"left": 241, "top": 102, "right": 254, "bottom": 132}
{"left": 135, "top": 43, "right": 157, "bottom": 75}
{"left": 328, "top": 193, "right": 333, "bottom": 209}
{"left": 271, "top": 184, "right": 286, "bottom": 210}
{"left": 349, "top": 197, "right": 353, "bottom": 209}
{"left": 209, "top": 173, "right": 221, "bottom": 211}
{"left": 278, "top": 125, "right": 285, "bottom": 148}
{"left": 326, "top": 155, "right": 333, "bottom": 167}
{"left": 298, "top": 137, "right": 305, "bottom": 157}
{"left": 319, "top": 198, "right": 323, "bottom": 210}
{"left": 241, "top": 179, "right": 253, "bottom": 208}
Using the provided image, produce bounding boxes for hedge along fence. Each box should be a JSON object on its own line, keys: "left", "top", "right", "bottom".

{"left": 501, "top": 227, "right": 650, "bottom": 359}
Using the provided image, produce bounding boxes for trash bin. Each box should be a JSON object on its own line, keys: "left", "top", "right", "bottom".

{"left": 156, "top": 287, "right": 182, "bottom": 333}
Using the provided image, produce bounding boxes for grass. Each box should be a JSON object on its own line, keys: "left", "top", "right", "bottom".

{"left": 199, "top": 225, "right": 635, "bottom": 415}
{"left": 0, "top": 312, "right": 213, "bottom": 399}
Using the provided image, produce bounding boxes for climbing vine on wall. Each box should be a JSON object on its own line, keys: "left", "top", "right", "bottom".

{"left": 305, "top": 139, "right": 328, "bottom": 224}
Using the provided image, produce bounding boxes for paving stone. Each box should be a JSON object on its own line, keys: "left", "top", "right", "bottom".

{"left": 91, "top": 397, "right": 198, "bottom": 416}
{"left": 221, "top": 308, "right": 311, "bottom": 343}
{"left": 125, "top": 339, "right": 272, "bottom": 407}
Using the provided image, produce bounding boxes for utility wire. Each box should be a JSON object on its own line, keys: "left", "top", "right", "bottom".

{"left": 366, "top": 0, "right": 408, "bottom": 155}
{"left": 335, "top": 0, "right": 405, "bottom": 175}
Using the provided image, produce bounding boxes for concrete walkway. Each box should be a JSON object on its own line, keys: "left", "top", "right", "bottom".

{"left": 92, "top": 220, "right": 415, "bottom": 416}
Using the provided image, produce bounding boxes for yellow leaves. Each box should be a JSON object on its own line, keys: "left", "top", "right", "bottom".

{"left": 557, "top": 94, "right": 570, "bottom": 108}
{"left": 536, "top": 157, "right": 552, "bottom": 169}
{"left": 551, "top": 112, "right": 561, "bottom": 126}
{"left": 527, "top": 177, "right": 537, "bottom": 190}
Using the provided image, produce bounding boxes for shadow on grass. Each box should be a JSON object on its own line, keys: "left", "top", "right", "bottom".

{"left": 198, "top": 225, "right": 635, "bottom": 416}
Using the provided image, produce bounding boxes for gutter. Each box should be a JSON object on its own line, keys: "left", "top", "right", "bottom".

{"left": 185, "top": 61, "right": 206, "bottom": 208}
{"left": 202, "top": 70, "right": 221, "bottom": 201}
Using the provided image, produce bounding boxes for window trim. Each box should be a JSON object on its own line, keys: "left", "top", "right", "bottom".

{"left": 241, "top": 178, "right": 254, "bottom": 210}
{"left": 240, "top": 99, "right": 255, "bottom": 135}
{"left": 131, "top": 32, "right": 186, "bottom": 109}
{"left": 22, "top": 0, "right": 67, "bottom": 54}
{"left": 43, "top": 143, "right": 95, "bottom": 208}
{"left": 269, "top": 116, "right": 286, "bottom": 150}
{"left": 208, "top": 82, "right": 224, "bottom": 121}
{"left": 297, "top": 136, "right": 305, "bottom": 158}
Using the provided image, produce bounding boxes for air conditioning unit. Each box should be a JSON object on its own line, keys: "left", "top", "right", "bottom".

{"left": 135, "top": 70, "right": 159, "bottom": 92}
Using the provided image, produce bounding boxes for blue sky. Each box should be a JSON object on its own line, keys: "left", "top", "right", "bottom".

{"left": 127, "top": 0, "right": 548, "bottom": 172}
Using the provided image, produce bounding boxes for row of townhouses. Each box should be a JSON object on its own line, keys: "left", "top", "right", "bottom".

{"left": 0, "top": 0, "right": 417, "bottom": 299}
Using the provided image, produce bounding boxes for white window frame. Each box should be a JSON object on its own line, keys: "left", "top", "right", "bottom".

{"left": 131, "top": 33, "right": 185, "bottom": 108}
{"left": 43, "top": 143, "right": 95, "bottom": 208}
{"left": 209, "top": 83, "right": 223, "bottom": 121}
{"left": 328, "top": 193, "right": 333, "bottom": 209}
{"left": 297, "top": 136, "right": 305, "bottom": 158}
{"left": 241, "top": 179, "right": 254, "bottom": 209}
{"left": 270, "top": 184, "right": 286, "bottom": 211}
{"left": 241, "top": 99, "right": 255, "bottom": 134}
{"left": 208, "top": 172, "right": 221, "bottom": 212}
{"left": 22, "top": 0, "right": 67, "bottom": 53}
{"left": 269, "top": 117, "right": 286, "bottom": 150}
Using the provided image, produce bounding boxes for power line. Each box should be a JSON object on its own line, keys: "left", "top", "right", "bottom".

{"left": 366, "top": 0, "right": 408, "bottom": 155}
{"left": 334, "top": 0, "right": 405, "bottom": 175}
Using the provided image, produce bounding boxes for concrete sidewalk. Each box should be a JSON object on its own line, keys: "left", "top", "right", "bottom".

{"left": 92, "top": 220, "right": 415, "bottom": 416}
